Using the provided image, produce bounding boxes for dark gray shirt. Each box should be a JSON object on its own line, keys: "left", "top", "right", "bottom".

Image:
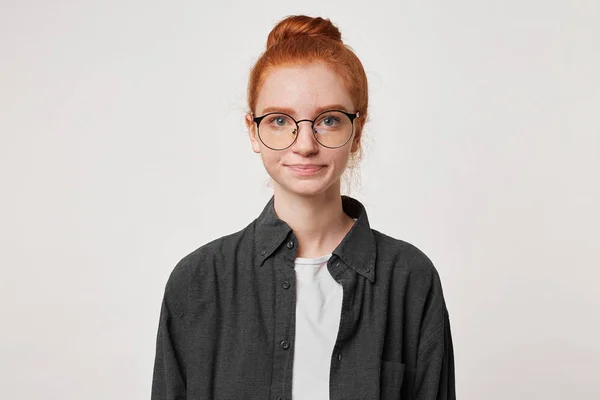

{"left": 151, "top": 195, "right": 455, "bottom": 400}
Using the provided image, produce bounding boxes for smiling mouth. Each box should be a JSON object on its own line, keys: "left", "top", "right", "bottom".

{"left": 287, "top": 165, "right": 324, "bottom": 169}
{"left": 286, "top": 165, "right": 325, "bottom": 174}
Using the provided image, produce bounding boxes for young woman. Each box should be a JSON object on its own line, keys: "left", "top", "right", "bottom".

{"left": 151, "top": 15, "right": 455, "bottom": 400}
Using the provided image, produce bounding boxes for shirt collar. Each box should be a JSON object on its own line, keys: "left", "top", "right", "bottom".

{"left": 253, "top": 194, "right": 377, "bottom": 283}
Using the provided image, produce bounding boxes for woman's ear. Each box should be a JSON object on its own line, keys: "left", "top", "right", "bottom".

{"left": 245, "top": 113, "right": 261, "bottom": 154}
{"left": 244, "top": 112, "right": 253, "bottom": 131}
{"left": 350, "top": 122, "right": 363, "bottom": 153}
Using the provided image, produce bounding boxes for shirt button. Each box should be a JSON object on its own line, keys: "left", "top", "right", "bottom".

{"left": 282, "top": 281, "right": 290, "bottom": 290}
{"left": 286, "top": 241, "right": 294, "bottom": 249}
{"left": 364, "top": 267, "right": 371, "bottom": 273}
{"left": 260, "top": 249, "right": 266, "bottom": 256}
{"left": 280, "top": 340, "right": 290, "bottom": 350}
{"left": 337, "top": 353, "right": 342, "bottom": 361}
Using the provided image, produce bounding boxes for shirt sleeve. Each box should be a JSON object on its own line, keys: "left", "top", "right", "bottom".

{"left": 151, "top": 276, "right": 187, "bottom": 400}
{"left": 413, "top": 269, "right": 456, "bottom": 400}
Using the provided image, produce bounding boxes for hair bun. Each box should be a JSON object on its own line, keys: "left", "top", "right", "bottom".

{"left": 266, "top": 15, "right": 343, "bottom": 50}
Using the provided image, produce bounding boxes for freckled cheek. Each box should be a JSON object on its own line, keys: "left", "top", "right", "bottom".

{"left": 260, "top": 153, "right": 283, "bottom": 173}
{"left": 331, "top": 151, "right": 350, "bottom": 167}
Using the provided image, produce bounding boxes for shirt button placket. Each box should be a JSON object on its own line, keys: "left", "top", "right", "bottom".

{"left": 273, "top": 239, "right": 294, "bottom": 400}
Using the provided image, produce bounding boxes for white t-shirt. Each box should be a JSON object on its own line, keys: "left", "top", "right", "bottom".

{"left": 292, "top": 253, "right": 343, "bottom": 400}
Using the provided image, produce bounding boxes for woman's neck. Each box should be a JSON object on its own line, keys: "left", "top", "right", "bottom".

{"left": 272, "top": 186, "right": 356, "bottom": 258}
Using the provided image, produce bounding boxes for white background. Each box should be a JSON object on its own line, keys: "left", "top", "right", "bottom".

{"left": 1, "top": 0, "right": 599, "bottom": 399}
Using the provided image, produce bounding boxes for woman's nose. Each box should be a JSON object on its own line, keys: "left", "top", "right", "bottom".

{"left": 292, "top": 122, "right": 319, "bottom": 153}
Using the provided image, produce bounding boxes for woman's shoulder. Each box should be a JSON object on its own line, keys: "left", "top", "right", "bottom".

{"left": 371, "top": 228, "right": 441, "bottom": 280}
{"left": 371, "top": 229, "right": 450, "bottom": 312}
{"left": 172, "top": 222, "right": 252, "bottom": 273}
{"left": 160, "top": 222, "right": 254, "bottom": 311}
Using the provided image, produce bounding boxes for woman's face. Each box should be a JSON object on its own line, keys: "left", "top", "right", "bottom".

{"left": 246, "top": 62, "right": 361, "bottom": 198}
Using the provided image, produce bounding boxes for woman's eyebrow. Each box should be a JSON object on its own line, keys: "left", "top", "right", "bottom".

{"left": 260, "top": 104, "right": 349, "bottom": 116}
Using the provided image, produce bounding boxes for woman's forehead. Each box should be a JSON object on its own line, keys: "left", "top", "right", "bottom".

{"left": 256, "top": 63, "right": 354, "bottom": 115}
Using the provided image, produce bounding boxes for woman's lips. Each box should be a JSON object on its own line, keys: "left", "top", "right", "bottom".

{"left": 286, "top": 165, "right": 325, "bottom": 175}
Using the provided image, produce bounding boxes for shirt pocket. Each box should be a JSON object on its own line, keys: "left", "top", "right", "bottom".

{"left": 380, "top": 360, "right": 405, "bottom": 399}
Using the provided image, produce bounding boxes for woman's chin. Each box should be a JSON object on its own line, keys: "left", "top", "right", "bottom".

{"left": 277, "top": 179, "right": 337, "bottom": 197}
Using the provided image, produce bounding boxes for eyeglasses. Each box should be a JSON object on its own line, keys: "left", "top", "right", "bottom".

{"left": 251, "top": 109, "right": 360, "bottom": 151}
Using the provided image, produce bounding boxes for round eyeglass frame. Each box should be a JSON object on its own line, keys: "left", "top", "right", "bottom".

{"left": 251, "top": 109, "right": 360, "bottom": 151}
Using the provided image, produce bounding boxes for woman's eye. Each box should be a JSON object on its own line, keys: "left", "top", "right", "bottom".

{"left": 267, "top": 116, "right": 289, "bottom": 126}
{"left": 320, "top": 115, "right": 340, "bottom": 126}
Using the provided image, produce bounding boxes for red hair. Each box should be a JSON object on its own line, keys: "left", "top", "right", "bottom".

{"left": 247, "top": 15, "right": 369, "bottom": 131}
